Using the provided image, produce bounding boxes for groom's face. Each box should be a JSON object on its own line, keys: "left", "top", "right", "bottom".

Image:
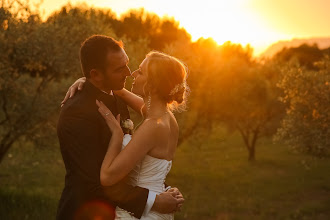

{"left": 100, "top": 48, "right": 131, "bottom": 91}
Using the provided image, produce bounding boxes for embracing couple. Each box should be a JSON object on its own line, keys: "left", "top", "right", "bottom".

{"left": 56, "top": 35, "right": 188, "bottom": 220}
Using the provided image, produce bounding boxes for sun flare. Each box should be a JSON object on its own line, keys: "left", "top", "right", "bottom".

{"left": 146, "top": 0, "right": 291, "bottom": 55}
{"left": 38, "top": 0, "right": 330, "bottom": 56}
{"left": 104, "top": 0, "right": 291, "bottom": 55}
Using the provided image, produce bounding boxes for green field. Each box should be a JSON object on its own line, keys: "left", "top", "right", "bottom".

{"left": 1, "top": 128, "right": 330, "bottom": 220}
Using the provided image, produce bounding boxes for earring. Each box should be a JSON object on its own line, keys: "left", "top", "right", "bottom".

{"left": 147, "top": 95, "right": 151, "bottom": 112}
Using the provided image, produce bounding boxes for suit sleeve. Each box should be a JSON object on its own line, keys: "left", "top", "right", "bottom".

{"left": 57, "top": 113, "right": 149, "bottom": 219}
{"left": 102, "top": 179, "right": 149, "bottom": 218}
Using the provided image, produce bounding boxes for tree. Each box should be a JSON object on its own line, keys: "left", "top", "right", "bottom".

{"left": 273, "top": 43, "right": 327, "bottom": 70}
{"left": 0, "top": 2, "right": 150, "bottom": 163}
{"left": 164, "top": 39, "right": 284, "bottom": 160}
{"left": 0, "top": 2, "right": 55, "bottom": 162}
{"left": 115, "top": 8, "right": 191, "bottom": 50}
{"left": 218, "top": 63, "right": 284, "bottom": 161}
{"left": 274, "top": 57, "right": 330, "bottom": 156}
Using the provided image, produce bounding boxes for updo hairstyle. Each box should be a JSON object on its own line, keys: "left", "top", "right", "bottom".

{"left": 144, "top": 51, "right": 189, "bottom": 112}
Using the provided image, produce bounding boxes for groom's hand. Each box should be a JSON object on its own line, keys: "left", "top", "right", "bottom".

{"left": 151, "top": 191, "right": 184, "bottom": 213}
{"left": 167, "top": 187, "right": 184, "bottom": 211}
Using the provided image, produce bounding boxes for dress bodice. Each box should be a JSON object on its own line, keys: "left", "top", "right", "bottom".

{"left": 122, "top": 134, "right": 172, "bottom": 193}
{"left": 116, "top": 134, "right": 174, "bottom": 220}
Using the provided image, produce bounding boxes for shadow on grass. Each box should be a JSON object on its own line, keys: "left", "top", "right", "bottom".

{"left": 0, "top": 188, "right": 58, "bottom": 220}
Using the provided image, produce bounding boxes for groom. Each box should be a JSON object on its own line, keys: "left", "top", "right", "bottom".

{"left": 57, "top": 35, "right": 184, "bottom": 219}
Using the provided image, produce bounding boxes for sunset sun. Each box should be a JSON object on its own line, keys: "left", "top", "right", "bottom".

{"left": 175, "top": 0, "right": 289, "bottom": 50}
{"left": 37, "top": 0, "right": 330, "bottom": 56}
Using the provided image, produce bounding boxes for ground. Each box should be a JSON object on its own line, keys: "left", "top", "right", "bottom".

{"left": 1, "top": 128, "right": 329, "bottom": 220}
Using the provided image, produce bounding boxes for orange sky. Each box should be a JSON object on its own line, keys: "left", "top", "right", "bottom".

{"left": 35, "top": 0, "right": 330, "bottom": 56}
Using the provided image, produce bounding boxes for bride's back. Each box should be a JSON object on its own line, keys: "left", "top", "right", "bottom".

{"left": 144, "top": 112, "right": 179, "bottom": 161}
{"left": 117, "top": 119, "right": 176, "bottom": 219}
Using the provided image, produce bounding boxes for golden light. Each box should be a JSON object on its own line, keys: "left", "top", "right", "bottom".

{"left": 113, "top": 0, "right": 292, "bottom": 55}
{"left": 40, "top": 0, "right": 329, "bottom": 56}
{"left": 144, "top": 0, "right": 290, "bottom": 54}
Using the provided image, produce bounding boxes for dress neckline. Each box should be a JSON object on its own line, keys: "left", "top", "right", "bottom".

{"left": 145, "top": 154, "right": 172, "bottom": 162}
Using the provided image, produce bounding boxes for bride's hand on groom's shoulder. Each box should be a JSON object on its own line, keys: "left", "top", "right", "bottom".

{"left": 61, "top": 77, "right": 86, "bottom": 107}
{"left": 96, "top": 100, "right": 123, "bottom": 136}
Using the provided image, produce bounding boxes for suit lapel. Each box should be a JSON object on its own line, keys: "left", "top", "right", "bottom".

{"left": 114, "top": 94, "right": 130, "bottom": 121}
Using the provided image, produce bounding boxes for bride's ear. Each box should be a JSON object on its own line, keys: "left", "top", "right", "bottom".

{"left": 149, "top": 85, "right": 158, "bottom": 94}
{"left": 142, "top": 82, "right": 151, "bottom": 96}
{"left": 146, "top": 83, "right": 156, "bottom": 93}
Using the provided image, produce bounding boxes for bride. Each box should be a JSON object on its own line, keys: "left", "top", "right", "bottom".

{"left": 63, "top": 51, "right": 188, "bottom": 219}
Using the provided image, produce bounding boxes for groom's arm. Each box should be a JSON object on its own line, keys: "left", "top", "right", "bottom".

{"left": 58, "top": 111, "right": 155, "bottom": 219}
{"left": 58, "top": 106, "right": 182, "bottom": 218}
{"left": 102, "top": 181, "right": 155, "bottom": 218}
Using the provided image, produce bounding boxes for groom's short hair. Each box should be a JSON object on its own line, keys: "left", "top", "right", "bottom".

{"left": 80, "top": 35, "right": 124, "bottom": 78}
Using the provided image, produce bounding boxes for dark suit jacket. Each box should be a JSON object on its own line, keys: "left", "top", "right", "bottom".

{"left": 56, "top": 80, "right": 149, "bottom": 220}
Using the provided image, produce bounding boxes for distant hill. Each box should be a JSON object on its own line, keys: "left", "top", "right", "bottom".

{"left": 261, "top": 37, "right": 330, "bottom": 58}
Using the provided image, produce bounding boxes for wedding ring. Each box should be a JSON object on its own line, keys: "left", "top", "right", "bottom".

{"left": 105, "top": 112, "right": 110, "bottom": 116}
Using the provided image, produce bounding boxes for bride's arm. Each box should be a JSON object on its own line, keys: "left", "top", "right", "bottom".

{"left": 61, "top": 77, "right": 86, "bottom": 106}
{"left": 97, "top": 100, "right": 162, "bottom": 187}
{"left": 101, "top": 119, "right": 163, "bottom": 186}
{"left": 97, "top": 100, "right": 185, "bottom": 213}
{"left": 114, "top": 89, "right": 146, "bottom": 116}
{"left": 60, "top": 77, "right": 146, "bottom": 116}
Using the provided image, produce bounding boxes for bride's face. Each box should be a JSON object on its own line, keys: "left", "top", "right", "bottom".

{"left": 131, "top": 58, "right": 149, "bottom": 97}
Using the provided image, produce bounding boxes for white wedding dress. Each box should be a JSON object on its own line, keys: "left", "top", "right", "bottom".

{"left": 115, "top": 134, "right": 174, "bottom": 220}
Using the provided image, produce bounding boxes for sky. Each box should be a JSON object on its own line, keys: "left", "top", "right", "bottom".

{"left": 35, "top": 0, "right": 330, "bottom": 56}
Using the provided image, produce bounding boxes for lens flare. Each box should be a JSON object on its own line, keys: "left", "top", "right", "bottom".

{"left": 74, "top": 200, "right": 116, "bottom": 220}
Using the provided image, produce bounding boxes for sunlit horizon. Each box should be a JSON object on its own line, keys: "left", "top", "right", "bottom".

{"left": 34, "top": 0, "right": 330, "bottom": 56}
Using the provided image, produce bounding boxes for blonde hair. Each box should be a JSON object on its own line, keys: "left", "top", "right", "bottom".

{"left": 145, "top": 51, "right": 189, "bottom": 112}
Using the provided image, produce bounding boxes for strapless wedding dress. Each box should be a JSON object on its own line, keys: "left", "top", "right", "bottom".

{"left": 115, "top": 134, "right": 174, "bottom": 220}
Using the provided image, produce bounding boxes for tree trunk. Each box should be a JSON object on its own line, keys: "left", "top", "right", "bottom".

{"left": 0, "top": 142, "right": 13, "bottom": 164}
{"left": 248, "top": 127, "right": 259, "bottom": 162}
{"left": 0, "top": 131, "right": 17, "bottom": 164}
{"left": 248, "top": 146, "right": 255, "bottom": 161}
{"left": 237, "top": 123, "right": 259, "bottom": 162}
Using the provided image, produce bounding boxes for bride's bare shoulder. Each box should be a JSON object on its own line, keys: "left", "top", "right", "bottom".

{"left": 136, "top": 118, "right": 169, "bottom": 141}
{"left": 168, "top": 112, "right": 179, "bottom": 131}
{"left": 141, "top": 117, "right": 168, "bottom": 131}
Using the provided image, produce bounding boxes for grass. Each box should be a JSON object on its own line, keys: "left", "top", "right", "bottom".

{"left": 1, "top": 128, "right": 330, "bottom": 220}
